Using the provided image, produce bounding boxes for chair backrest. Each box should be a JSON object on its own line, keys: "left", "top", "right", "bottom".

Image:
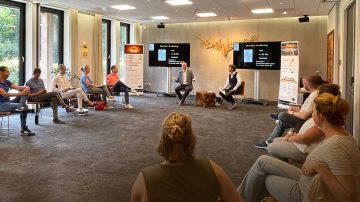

{"left": 236, "top": 81, "right": 245, "bottom": 96}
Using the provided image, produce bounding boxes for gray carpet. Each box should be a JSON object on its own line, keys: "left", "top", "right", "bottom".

{"left": 0, "top": 93, "right": 280, "bottom": 202}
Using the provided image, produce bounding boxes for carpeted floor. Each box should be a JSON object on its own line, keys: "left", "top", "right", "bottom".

{"left": 0, "top": 93, "right": 281, "bottom": 202}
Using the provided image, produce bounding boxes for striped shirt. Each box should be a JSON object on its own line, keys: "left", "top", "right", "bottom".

{"left": 299, "top": 135, "right": 360, "bottom": 201}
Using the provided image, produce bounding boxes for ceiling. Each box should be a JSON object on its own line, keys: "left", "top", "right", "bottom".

{"left": 34, "top": 0, "right": 337, "bottom": 24}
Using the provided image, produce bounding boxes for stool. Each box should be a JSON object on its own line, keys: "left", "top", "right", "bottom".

{"left": 0, "top": 112, "right": 11, "bottom": 137}
{"left": 196, "top": 91, "right": 216, "bottom": 107}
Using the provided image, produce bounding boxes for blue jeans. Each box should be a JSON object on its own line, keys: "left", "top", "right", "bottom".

{"left": 267, "top": 112, "right": 306, "bottom": 141}
{"left": 0, "top": 96, "right": 28, "bottom": 130}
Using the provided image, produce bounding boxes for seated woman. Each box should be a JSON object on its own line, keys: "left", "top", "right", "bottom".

{"left": 238, "top": 93, "right": 360, "bottom": 202}
{"left": 80, "top": 64, "right": 114, "bottom": 109}
{"left": 267, "top": 84, "right": 341, "bottom": 163}
{"left": 131, "top": 112, "right": 243, "bottom": 202}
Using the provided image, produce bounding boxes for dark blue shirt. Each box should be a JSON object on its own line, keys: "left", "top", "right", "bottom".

{"left": 0, "top": 80, "right": 13, "bottom": 103}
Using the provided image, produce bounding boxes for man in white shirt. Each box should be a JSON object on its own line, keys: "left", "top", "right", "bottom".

{"left": 255, "top": 75, "right": 323, "bottom": 149}
{"left": 52, "top": 64, "right": 96, "bottom": 115}
{"left": 174, "top": 62, "right": 194, "bottom": 106}
{"left": 219, "top": 64, "right": 242, "bottom": 109}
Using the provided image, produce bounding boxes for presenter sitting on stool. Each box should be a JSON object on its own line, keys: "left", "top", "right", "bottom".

{"left": 219, "top": 64, "right": 242, "bottom": 109}
{"left": 174, "top": 62, "right": 194, "bottom": 106}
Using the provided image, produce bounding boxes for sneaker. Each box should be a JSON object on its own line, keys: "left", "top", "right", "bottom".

{"left": 66, "top": 106, "right": 76, "bottom": 113}
{"left": 104, "top": 105, "right": 114, "bottom": 110}
{"left": 130, "top": 89, "right": 137, "bottom": 94}
{"left": 53, "top": 118, "right": 66, "bottom": 124}
{"left": 125, "top": 104, "right": 134, "bottom": 109}
{"left": 255, "top": 141, "right": 268, "bottom": 149}
{"left": 228, "top": 102, "right": 237, "bottom": 109}
{"left": 20, "top": 127, "right": 35, "bottom": 136}
{"left": 178, "top": 101, "right": 184, "bottom": 106}
{"left": 270, "top": 113, "right": 279, "bottom": 120}
{"left": 78, "top": 111, "right": 88, "bottom": 116}
{"left": 16, "top": 105, "right": 28, "bottom": 112}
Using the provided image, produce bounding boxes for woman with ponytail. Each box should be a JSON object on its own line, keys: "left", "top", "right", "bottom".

{"left": 131, "top": 112, "right": 243, "bottom": 202}
{"left": 238, "top": 93, "right": 360, "bottom": 202}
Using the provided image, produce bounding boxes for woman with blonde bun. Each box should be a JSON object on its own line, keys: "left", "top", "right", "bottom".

{"left": 238, "top": 93, "right": 360, "bottom": 202}
{"left": 131, "top": 112, "right": 243, "bottom": 202}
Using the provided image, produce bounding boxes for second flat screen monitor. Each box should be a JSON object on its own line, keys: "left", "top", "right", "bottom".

{"left": 148, "top": 43, "right": 190, "bottom": 67}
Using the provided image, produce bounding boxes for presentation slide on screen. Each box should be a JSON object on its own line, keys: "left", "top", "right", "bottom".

{"left": 233, "top": 42, "right": 281, "bottom": 70}
{"left": 148, "top": 43, "right": 190, "bottom": 67}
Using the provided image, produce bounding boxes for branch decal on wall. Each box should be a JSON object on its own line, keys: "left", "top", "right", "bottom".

{"left": 198, "top": 35, "right": 258, "bottom": 57}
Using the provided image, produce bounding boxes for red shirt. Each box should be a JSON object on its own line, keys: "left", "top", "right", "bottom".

{"left": 106, "top": 73, "right": 120, "bottom": 90}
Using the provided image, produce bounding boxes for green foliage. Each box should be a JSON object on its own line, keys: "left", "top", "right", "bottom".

{"left": 0, "top": 6, "right": 20, "bottom": 61}
{"left": 51, "top": 65, "right": 71, "bottom": 79}
{"left": 0, "top": 57, "right": 19, "bottom": 85}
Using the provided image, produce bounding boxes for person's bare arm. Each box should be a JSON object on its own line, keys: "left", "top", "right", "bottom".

{"left": 287, "top": 109, "right": 311, "bottom": 120}
{"left": 288, "top": 127, "right": 324, "bottom": 144}
{"left": 29, "top": 89, "right": 46, "bottom": 97}
{"left": 302, "top": 161, "right": 356, "bottom": 201}
{"left": 210, "top": 160, "right": 244, "bottom": 202}
{"left": 0, "top": 88, "right": 27, "bottom": 97}
{"left": 131, "top": 172, "right": 148, "bottom": 202}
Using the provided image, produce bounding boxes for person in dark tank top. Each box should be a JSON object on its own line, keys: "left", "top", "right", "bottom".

{"left": 219, "top": 64, "right": 242, "bottom": 109}
{"left": 131, "top": 112, "right": 243, "bottom": 202}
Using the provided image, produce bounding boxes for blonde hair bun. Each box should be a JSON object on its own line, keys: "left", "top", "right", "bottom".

{"left": 168, "top": 125, "right": 184, "bottom": 141}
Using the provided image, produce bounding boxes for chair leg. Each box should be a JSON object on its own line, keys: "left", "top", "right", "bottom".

{"left": 7, "top": 114, "right": 9, "bottom": 137}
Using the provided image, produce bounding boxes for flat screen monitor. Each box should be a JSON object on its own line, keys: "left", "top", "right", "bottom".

{"left": 233, "top": 42, "right": 281, "bottom": 70}
{"left": 148, "top": 43, "right": 190, "bottom": 67}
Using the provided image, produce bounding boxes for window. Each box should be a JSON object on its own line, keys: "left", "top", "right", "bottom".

{"left": 0, "top": 0, "right": 25, "bottom": 85}
{"left": 39, "top": 7, "right": 63, "bottom": 89}
{"left": 119, "top": 22, "right": 130, "bottom": 80}
{"left": 102, "top": 19, "right": 111, "bottom": 83}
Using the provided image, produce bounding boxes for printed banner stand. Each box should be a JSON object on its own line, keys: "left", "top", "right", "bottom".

{"left": 124, "top": 44, "right": 144, "bottom": 95}
{"left": 278, "top": 41, "right": 300, "bottom": 109}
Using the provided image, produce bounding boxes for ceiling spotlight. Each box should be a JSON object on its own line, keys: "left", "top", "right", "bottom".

{"left": 110, "top": 5, "right": 136, "bottom": 10}
{"left": 283, "top": 11, "right": 287, "bottom": 14}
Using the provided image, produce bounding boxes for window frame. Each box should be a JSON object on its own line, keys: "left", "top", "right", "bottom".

{"left": 102, "top": 19, "right": 111, "bottom": 74}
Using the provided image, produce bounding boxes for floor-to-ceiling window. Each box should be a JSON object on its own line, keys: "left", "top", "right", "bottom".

{"left": 0, "top": 0, "right": 25, "bottom": 85}
{"left": 39, "top": 7, "right": 63, "bottom": 89}
{"left": 102, "top": 19, "right": 111, "bottom": 83}
{"left": 119, "top": 22, "right": 130, "bottom": 80}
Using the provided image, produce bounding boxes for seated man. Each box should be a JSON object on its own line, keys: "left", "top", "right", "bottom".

{"left": 174, "top": 62, "right": 194, "bottom": 106}
{"left": 255, "top": 75, "right": 323, "bottom": 149}
{"left": 106, "top": 65, "right": 135, "bottom": 109}
{"left": 25, "top": 68, "right": 76, "bottom": 124}
{"left": 0, "top": 66, "right": 35, "bottom": 136}
{"left": 219, "top": 64, "right": 242, "bottom": 109}
{"left": 52, "top": 64, "right": 96, "bottom": 115}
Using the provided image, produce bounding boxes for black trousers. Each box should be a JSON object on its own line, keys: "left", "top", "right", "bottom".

{"left": 175, "top": 84, "right": 192, "bottom": 103}
{"left": 219, "top": 88, "right": 236, "bottom": 103}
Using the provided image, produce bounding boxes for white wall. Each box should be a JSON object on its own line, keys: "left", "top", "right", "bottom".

{"left": 142, "top": 16, "right": 328, "bottom": 101}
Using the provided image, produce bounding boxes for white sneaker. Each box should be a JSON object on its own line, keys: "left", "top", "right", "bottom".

{"left": 130, "top": 89, "right": 140, "bottom": 96}
{"left": 125, "top": 104, "right": 134, "bottom": 109}
{"left": 104, "top": 105, "right": 113, "bottom": 110}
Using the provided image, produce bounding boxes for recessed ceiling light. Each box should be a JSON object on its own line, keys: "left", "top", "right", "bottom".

{"left": 283, "top": 11, "right": 287, "bottom": 14}
{"left": 150, "top": 16, "right": 169, "bottom": 20}
{"left": 165, "top": 0, "right": 193, "bottom": 6}
{"left": 280, "top": 2, "right": 284, "bottom": 5}
{"left": 196, "top": 12, "right": 217, "bottom": 17}
{"left": 251, "top": 8, "right": 274, "bottom": 14}
{"left": 110, "top": 5, "right": 136, "bottom": 10}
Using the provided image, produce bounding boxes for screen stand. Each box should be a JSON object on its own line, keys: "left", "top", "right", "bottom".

{"left": 245, "top": 70, "right": 268, "bottom": 106}
{"left": 157, "top": 67, "right": 176, "bottom": 97}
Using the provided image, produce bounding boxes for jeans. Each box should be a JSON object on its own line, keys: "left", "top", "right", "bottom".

{"left": 267, "top": 112, "right": 306, "bottom": 141}
{"left": 86, "top": 86, "right": 111, "bottom": 104}
{"left": 175, "top": 84, "right": 192, "bottom": 103}
{"left": 238, "top": 155, "right": 303, "bottom": 202}
{"left": 267, "top": 137, "right": 307, "bottom": 162}
{"left": 219, "top": 88, "right": 236, "bottom": 103}
{"left": 112, "top": 81, "right": 130, "bottom": 105}
{"left": 0, "top": 96, "right": 28, "bottom": 130}
{"left": 32, "top": 92, "right": 67, "bottom": 119}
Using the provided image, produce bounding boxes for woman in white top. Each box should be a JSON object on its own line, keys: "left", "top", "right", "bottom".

{"left": 238, "top": 93, "right": 360, "bottom": 202}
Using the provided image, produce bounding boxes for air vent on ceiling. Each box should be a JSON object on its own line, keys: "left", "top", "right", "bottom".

{"left": 321, "top": 0, "right": 340, "bottom": 2}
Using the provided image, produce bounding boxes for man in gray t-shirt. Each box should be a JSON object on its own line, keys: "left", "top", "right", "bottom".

{"left": 25, "top": 68, "right": 75, "bottom": 124}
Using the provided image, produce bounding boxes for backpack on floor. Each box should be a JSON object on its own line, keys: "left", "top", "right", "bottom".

{"left": 93, "top": 101, "right": 106, "bottom": 111}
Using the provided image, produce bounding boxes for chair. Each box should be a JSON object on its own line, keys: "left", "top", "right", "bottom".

{"left": 27, "top": 98, "right": 48, "bottom": 125}
{"left": 233, "top": 81, "right": 246, "bottom": 100}
{"left": 0, "top": 112, "right": 11, "bottom": 137}
{"left": 175, "top": 80, "right": 196, "bottom": 105}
